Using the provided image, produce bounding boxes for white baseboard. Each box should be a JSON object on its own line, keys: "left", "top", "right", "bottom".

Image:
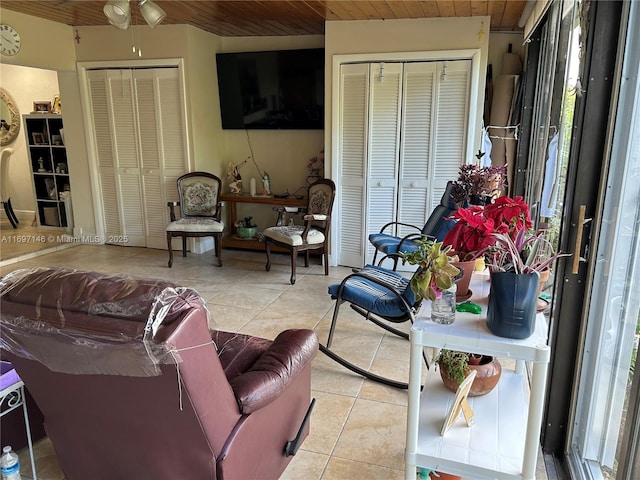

{"left": 1, "top": 209, "right": 35, "bottom": 223}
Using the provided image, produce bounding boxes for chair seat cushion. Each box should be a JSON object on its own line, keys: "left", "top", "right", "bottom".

{"left": 166, "top": 218, "right": 224, "bottom": 233}
{"left": 327, "top": 265, "right": 416, "bottom": 319}
{"left": 263, "top": 226, "right": 325, "bottom": 246}
{"left": 368, "top": 233, "right": 420, "bottom": 255}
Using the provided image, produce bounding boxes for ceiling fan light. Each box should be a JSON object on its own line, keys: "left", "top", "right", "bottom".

{"left": 104, "top": 1, "right": 131, "bottom": 30}
{"left": 138, "top": 0, "right": 166, "bottom": 27}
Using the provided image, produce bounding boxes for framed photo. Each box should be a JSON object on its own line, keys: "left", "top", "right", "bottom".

{"left": 33, "top": 101, "right": 52, "bottom": 113}
{"left": 32, "top": 132, "right": 46, "bottom": 145}
{"left": 441, "top": 369, "right": 476, "bottom": 436}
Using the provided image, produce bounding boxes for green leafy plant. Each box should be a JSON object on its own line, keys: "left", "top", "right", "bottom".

{"left": 434, "top": 350, "right": 471, "bottom": 385}
{"left": 479, "top": 228, "right": 569, "bottom": 274}
{"left": 451, "top": 164, "right": 508, "bottom": 205}
{"left": 402, "top": 238, "right": 460, "bottom": 301}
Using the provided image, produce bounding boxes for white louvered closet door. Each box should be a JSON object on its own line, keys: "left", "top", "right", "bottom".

{"left": 337, "top": 59, "right": 471, "bottom": 268}
{"left": 337, "top": 64, "right": 369, "bottom": 267}
{"left": 365, "top": 63, "right": 403, "bottom": 260}
{"left": 133, "top": 69, "right": 186, "bottom": 249}
{"left": 87, "top": 68, "right": 186, "bottom": 249}
{"left": 396, "top": 62, "right": 437, "bottom": 242}
{"left": 431, "top": 60, "right": 471, "bottom": 205}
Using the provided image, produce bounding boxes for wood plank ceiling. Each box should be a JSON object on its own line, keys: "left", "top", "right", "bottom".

{"left": 0, "top": 1, "right": 528, "bottom": 37}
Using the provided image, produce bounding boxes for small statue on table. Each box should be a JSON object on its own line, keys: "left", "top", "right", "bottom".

{"left": 227, "top": 161, "right": 244, "bottom": 194}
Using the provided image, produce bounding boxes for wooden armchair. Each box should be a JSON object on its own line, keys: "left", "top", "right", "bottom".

{"left": 166, "top": 172, "right": 224, "bottom": 267}
{"left": 263, "top": 179, "right": 336, "bottom": 284}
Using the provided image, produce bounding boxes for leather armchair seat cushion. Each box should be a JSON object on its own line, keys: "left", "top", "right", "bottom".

{"left": 214, "top": 329, "right": 319, "bottom": 414}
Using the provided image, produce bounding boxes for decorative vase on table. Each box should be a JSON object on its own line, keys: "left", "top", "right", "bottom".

{"left": 430, "top": 283, "right": 457, "bottom": 324}
{"left": 486, "top": 271, "right": 540, "bottom": 339}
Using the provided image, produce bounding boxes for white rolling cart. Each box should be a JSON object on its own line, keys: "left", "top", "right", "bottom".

{"left": 405, "top": 272, "right": 551, "bottom": 480}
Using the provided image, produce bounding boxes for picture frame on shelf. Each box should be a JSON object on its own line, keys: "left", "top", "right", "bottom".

{"left": 440, "top": 370, "right": 476, "bottom": 436}
{"left": 32, "top": 101, "right": 52, "bottom": 113}
{"left": 31, "top": 132, "right": 46, "bottom": 145}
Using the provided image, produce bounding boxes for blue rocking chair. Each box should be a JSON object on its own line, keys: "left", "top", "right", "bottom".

{"left": 319, "top": 263, "right": 426, "bottom": 389}
{"left": 368, "top": 181, "right": 458, "bottom": 269}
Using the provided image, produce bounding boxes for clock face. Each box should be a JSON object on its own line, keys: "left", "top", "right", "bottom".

{"left": 0, "top": 24, "right": 21, "bottom": 56}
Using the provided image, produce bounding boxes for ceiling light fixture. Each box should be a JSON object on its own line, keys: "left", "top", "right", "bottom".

{"left": 103, "top": 0, "right": 166, "bottom": 30}
{"left": 104, "top": 1, "right": 131, "bottom": 30}
{"left": 138, "top": 0, "right": 166, "bottom": 28}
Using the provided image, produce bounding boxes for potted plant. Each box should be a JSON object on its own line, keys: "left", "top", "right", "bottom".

{"left": 402, "top": 239, "right": 461, "bottom": 324}
{"left": 236, "top": 216, "right": 257, "bottom": 239}
{"left": 401, "top": 238, "right": 460, "bottom": 302}
{"left": 442, "top": 195, "right": 533, "bottom": 297}
{"left": 450, "top": 164, "right": 507, "bottom": 206}
{"left": 475, "top": 214, "right": 568, "bottom": 339}
{"left": 443, "top": 195, "right": 533, "bottom": 261}
{"left": 434, "top": 349, "right": 501, "bottom": 397}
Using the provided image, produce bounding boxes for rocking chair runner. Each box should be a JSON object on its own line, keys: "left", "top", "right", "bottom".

{"left": 319, "top": 263, "right": 426, "bottom": 389}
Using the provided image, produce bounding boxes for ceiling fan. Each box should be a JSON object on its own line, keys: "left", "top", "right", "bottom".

{"left": 103, "top": 0, "right": 166, "bottom": 30}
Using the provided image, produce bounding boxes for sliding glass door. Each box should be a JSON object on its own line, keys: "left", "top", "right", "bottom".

{"left": 567, "top": 2, "right": 640, "bottom": 478}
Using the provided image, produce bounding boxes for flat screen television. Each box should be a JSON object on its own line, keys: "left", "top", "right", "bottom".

{"left": 216, "top": 48, "right": 324, "bottom": 130}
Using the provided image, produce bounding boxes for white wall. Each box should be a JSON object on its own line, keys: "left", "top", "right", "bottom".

{"left": 0, "top": 63, "right": 59, "bottom": 221}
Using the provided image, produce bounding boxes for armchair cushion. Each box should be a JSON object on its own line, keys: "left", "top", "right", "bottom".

{"left": 327, "top": 265, "right": 416, "bottom": 318}
{"left": 222, "top": 329, "right": 319, "bottom": 414}
{"left": 368, "top": 233, "right": 421, "bottom": 256}
{"left": 263, "top": 225, "right": 325, "bottom": 246}
{"left": 166, "top": 218, "right": 224, "bottom": 233}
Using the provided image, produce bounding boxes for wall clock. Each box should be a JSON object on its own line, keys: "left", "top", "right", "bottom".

{"left": 0, "top": 24, "right": 21, "bottom": 56}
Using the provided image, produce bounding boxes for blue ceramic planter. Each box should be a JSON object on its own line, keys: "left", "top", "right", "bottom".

{"left": 487, "top": 271, "right": 540, "bottom": 339}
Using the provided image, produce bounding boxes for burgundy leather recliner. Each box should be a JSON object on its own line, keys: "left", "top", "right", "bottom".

{"left": 0, "top": 267, "right": 318, "bottom": 480}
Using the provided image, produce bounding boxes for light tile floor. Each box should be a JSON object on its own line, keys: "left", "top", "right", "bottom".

{"left": 0, "top": 235, "right": 550, "bottom": 480}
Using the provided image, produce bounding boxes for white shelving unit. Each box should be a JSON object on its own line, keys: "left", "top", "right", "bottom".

{"left": 405, "top": 272, "right": 551, "bottom": 480}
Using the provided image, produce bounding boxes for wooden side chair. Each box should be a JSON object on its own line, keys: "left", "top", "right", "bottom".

{"left": 166, "top": 172, "right": 224, "bottom": 267}
{"left": 263, "top": 178, "right": 336, "bottom": 284}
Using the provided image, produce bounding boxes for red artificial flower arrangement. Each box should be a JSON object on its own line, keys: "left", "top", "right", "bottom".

{"left": 443, "top": 196, "right": 533, "bottom": 261}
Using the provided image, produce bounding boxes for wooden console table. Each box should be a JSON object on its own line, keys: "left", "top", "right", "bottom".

{"left": 219, "top": 194, "right": 307, "bottom": 251}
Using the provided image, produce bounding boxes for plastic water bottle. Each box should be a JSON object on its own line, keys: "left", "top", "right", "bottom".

{"left": 0, "top": 446, "right": 21, "bottom": 480}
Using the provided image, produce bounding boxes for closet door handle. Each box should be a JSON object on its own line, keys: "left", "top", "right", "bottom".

{"left": 377, "top": 181, "right": 384, "bottom": 187}
{"left": 410, "top": 182, "right": 416, "bottom": 188}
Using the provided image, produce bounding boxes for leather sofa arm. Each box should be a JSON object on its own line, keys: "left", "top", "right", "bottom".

{"left": 229, "top": 329, "right": 318, "bottom": 414}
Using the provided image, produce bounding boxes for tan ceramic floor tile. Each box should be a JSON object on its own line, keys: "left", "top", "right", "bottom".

{"left": 332, "top": 398, "right": 407, "bottom": 471}
{"left": 279, "top": 449, "right": 328, "bottom": 480}
{"left": 311, "top": 353, "right": 365, "bottom": 397}
{"left": 206, "top": 302, "right": 256, "bottom": 332}
{"left": 212, "top": 283, "right": 284, "bottom": 309}
{"left": 304, "top": 390, "right": 356, "bottom": 455}
{"left": 322, "top": 456, "right": 404, "bottom": 480}
{"left": 17, "top": 437, "right": 65, "bottom": 480}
